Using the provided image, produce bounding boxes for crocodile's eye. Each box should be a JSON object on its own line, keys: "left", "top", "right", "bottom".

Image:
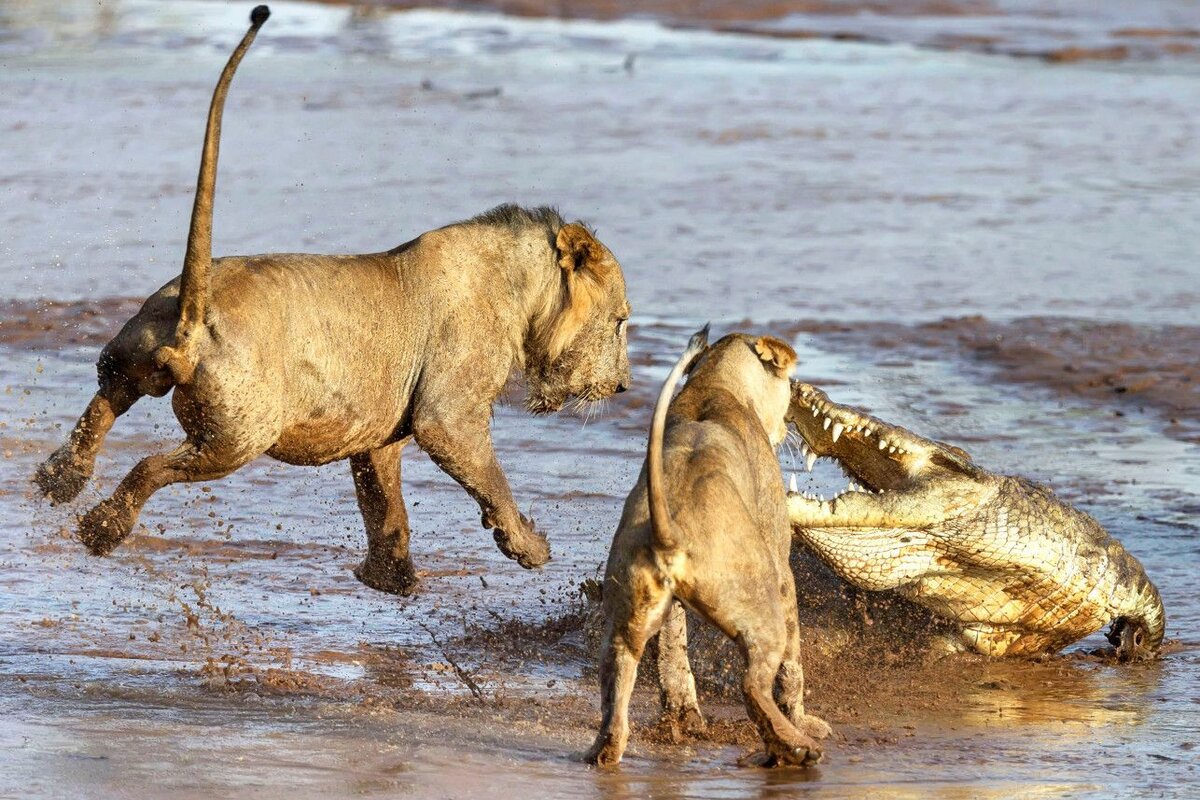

{"left": 616, "top": 318, "right": 627, "bottom": 338}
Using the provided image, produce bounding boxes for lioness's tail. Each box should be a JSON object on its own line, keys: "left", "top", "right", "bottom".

{"left": 156, "top": 5, "right": 271, "bottom": 384}
{"left": 648, "top": 325, "right": 709, "bottom": 553}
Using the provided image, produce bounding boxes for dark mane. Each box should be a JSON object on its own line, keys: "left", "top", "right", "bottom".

{"left": 468, "top": 203, "right": 564, "bottom": 230}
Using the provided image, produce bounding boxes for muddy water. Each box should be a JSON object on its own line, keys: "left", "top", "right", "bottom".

{"left": 1, "top": 1, "right": 1198, "bottom": 797}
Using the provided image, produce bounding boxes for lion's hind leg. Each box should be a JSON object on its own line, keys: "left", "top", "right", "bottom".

{"left": 77, "top": 437, "right": 265, "bottom": 556}
{"left": 36, "top": 382, "right": 140, "bottom": 504}
{"left": 37, "top": 305, "right": 178, "bottom": 505}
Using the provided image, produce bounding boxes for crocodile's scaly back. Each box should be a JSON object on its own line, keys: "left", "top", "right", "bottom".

{"left": 784, "top": 382, "right": 1165, "bottom": 660}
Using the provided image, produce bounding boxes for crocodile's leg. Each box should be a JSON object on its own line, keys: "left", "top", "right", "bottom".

{"left": 959, "top": 624, "right": 1024, "bottom": 658}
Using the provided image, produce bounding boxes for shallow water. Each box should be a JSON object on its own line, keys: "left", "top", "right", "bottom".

{"left": 1, "top": 1, "right": 1198, "bottom": 797}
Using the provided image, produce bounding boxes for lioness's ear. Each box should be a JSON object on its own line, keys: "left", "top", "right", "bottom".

{"left": 754, "top": 336, "right": 797, "bottom": 377}
{"left": 556, "top": 222, "right": 610, "bottom": 279}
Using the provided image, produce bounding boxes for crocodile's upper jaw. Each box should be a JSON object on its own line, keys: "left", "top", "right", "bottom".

{"left": 786, "top": 382, "right": 977, "bottom": 498}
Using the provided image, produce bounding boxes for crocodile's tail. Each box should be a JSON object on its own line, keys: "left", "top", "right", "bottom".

{"left": 155, "top": 5, "right": 271, "bottom": 385}
{"left": 648, "top": 325, "right": 709, "bottom": 554}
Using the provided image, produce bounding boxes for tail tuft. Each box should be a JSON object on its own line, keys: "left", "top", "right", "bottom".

{"left": 251, "top": 5, "right": 271, "bottom": 26}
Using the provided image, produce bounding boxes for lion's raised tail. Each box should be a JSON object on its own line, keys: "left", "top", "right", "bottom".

{"left": 155, "top": 5, "right": 271, "bottom": 384}
{"left": 648, "top": 324, "right": 709, "bottom": 554}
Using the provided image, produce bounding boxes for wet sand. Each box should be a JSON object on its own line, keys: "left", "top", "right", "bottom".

{"left": 2, "top": 1, "right": 1199, "bottom": 797}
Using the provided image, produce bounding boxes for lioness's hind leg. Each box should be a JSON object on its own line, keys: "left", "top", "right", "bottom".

{"left": 776, "top": 613, "right": 832, "bottom": 742}
{"left": 586, "top": 581, "right": 673, "bottom": 767}
{"left": 656, "top": 600, "right": 705, "bottom": 737}
{"left": 77, "top": 439, "right": 261, "bottom": 556}
{"left": 736, "top": 624, "right": 823, "bottom": 767}
{"left": 351, "top": 441, "right": 419, "bottom": 596}
{"left": 36, "top": 380, "right": 140, "bottom": 504}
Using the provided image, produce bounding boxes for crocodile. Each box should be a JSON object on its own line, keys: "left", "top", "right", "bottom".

{"left": 784, "top": 382, "right": 1165, "bottom": 660}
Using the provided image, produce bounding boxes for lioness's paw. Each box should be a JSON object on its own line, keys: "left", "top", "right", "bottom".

{"left": 657, "top": 705, "right": 707, "bottom": 741}
{"left": 583, "top": 733, "right": 623, "bottom": 768}
{"left": 769, "top": 738, "right": 822, "bottom": 768}
{"left": 799, "top": 714, "right": 832, "bottom": 741}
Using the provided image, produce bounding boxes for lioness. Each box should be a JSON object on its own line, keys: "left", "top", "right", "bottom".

{"left": 34, "top": 6, "right": 632, "bottom": 596}
{"left": 586, "top": 327, "right": 831, "bottom": 767}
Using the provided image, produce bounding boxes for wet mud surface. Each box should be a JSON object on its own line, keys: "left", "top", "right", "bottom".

{"left": 2, "top": 1, "right": 1199, "bottom": 797}
{"left": 4, "top": 312, "right": 1198, "bottom": 797}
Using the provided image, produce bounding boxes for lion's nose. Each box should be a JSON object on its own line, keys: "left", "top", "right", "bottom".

{"left": 615, "top": 382, "right": 628, "bottom": 394}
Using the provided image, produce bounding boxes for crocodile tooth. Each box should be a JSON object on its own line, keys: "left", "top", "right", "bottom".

{"left": 799, "top": 441, "right": 810, "bottom": 457}
{"left": 878, "top": 439, "right": 888, "bottom": 450}
{"left": 823, "top": 417, "right": 832, "bottom": 431}
{"left": 806, "top": 451, "right": 817, "bottom": 472}
{"left": 788, "top": 473, "right": 798, "bottom": 492}
{"left": 888, "top": 446, "right": 897, "bottom": 454}
{"left": 818, "top": 494, "right": 825, "bottom": 502}
{"left": 812, "top": 407, "right": 820, "bottom": 418}
{"left": 831, "top": 422, "right": 844, "bottom": 442}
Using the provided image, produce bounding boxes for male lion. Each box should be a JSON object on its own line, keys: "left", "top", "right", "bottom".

{"left": 586, "top": 327, "right": 831, "bottom": 768}
{"left": 34, "top": 6, "right": 632, "bottom": 596}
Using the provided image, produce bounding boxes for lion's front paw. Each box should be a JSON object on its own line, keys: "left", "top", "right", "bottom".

{"left": 77, "top": 498, "right": 135, "bottom": 556}
{"left": 354, "top": 554, "right": 420, "bottom": 596}
{"left": 35, "top": 448, "right": 92, "bottom": 505}
{"left": 493, "top": 514, "right": 551, "bottom": 569}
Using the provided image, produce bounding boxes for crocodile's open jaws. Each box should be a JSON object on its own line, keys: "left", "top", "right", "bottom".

{"left": 785, "top": 381, "right": 1165, "bottom": 660}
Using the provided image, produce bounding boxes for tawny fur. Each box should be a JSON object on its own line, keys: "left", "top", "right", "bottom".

{"left": 585, "top": 330, "right": 831, "bottom": 768}
{"left": 33, "top": 8, "right": 632, "bottom": 597}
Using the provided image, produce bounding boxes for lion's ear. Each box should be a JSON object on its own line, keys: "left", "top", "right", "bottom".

{"left": 754, "top": 336, "right": 797, "bottom": 377}
{"left": 556, "top": 222, "right": 609, "bottom": 278}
